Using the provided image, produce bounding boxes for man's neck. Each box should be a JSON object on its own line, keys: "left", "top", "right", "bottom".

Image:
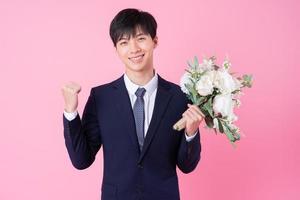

{"left": 125, "top": 68, "right": 155, "bottom": 86}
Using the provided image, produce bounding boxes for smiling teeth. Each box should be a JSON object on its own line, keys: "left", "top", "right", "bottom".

{"left": 130, "top": 55, "right": 144, "bottom": 63}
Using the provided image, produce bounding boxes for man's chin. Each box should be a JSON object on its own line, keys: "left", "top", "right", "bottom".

{"left": 126, "top": 64, "right": 146, "bottom": 72}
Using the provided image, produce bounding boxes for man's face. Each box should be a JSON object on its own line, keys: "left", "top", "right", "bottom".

{"left": 115, "top": 27, "right": 158, "bottom": 74}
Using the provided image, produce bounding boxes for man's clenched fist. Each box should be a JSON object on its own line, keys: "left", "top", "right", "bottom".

{"left": 61, "top": 82, "right": 81, "bottom": 113}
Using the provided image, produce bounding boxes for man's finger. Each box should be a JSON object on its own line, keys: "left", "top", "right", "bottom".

{"left": 188, "top": 104, "right": 205, "bottom": 117}
{"left": 187, "top": 109, "right": 203, "bottom": 121}
{"left": 187, "top": 110, "right": 199, "bottom": 121}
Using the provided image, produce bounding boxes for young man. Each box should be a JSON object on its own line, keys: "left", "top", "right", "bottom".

{"left": 62, "top": 8, "right": 203, "bottom": 200}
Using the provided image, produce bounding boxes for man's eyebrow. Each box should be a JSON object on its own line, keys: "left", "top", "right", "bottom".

{"left": 135, "top": 33, "right": 147, "bottom": 37}
{"left": 118, "top": 32, "right": 146, "bottom": 41}
{"left": 118, "top": 36, "right": 129, "bottom": 40}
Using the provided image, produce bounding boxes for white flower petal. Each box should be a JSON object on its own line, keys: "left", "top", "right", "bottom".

{"left": 196, "top": 72, "right": 214, "bottom": 96}
{"left": 180, "top": 72, "right": 193, "bottom": 94}
{"left": 213, "top": 93, "right": 235, "bottom": 120}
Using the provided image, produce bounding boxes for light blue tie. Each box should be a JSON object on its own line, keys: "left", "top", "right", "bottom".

{"left": 133, "top": 87, "right": 146, "bottom": 152}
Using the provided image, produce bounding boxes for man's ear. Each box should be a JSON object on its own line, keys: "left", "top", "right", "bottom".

{"left": 153, "top": 36, "right": 158, "bottom": 48}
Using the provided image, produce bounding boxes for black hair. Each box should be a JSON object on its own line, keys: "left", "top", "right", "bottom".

{"left": 109, "top": 8, "right": 157, "bottom": 46}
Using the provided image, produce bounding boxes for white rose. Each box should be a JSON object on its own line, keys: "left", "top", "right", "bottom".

{"left": 213, "top": 93, "right": 237, "bottom": 122}
{"left": 180, "top": 72, "right": 193, "bottom": 94}
{"left": 214, "top": 69, "right": 241, "bottom": 94}
{"left": 195, "top": 71, "right": 215, "bottom": 96}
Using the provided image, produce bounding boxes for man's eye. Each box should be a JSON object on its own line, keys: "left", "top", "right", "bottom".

{"left": 138, "top": 37, "right": 146, "bottom": 41}
{"left": 120, "top": 41, "right": 127, "bottom": 45}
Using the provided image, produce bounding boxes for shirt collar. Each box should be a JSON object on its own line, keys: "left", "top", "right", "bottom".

{"left": 124, "top": 70, "right": 158, "bottom": 97}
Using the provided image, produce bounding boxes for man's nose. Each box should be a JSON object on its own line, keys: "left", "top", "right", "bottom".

{"left": 129, "top": 40, "right": 141, "bottom": 53}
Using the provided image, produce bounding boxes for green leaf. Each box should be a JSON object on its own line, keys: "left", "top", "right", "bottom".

{"left": 203, "top": 97, "right": 213, "bottom": 117}
{"left": 195, "top": 97, "right": 202, "bottom": 106}
{"left": 194, "top": 56, "right": 199, "bottom": 68}
{"left": 242, "top": 74, "right": 253, "bottom": 88}
{"left": 234, "top": 132, "right": 241, "bottom": 140}
{"left": 224, "top": 123, "right": 241, "bottom": 144}
{"left": 204, "top": 116, "right": 214, "bottom": 128}
{"left": 184, "top": 83, "right": 197, "bottom": 103}
{"left": 194, "top": 96, "right": 206, "bottom": 106}
{"left": 217, "top": 118, "right": 224, "bottom": 133}
{"left": 223, "top": 125, "right": 235, "bottom": 142}
{"left": 200, "top": 107, "right": 209, "bottom": 117}
{"left": 187, "top": 60, "right": 194, "bottom": 69}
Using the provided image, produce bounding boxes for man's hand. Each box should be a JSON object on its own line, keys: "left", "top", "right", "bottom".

{"left": 182, "top": 104, "right": 205, "bottom": 136}
{"left": 61, "top": 82, "right": 81, "bottom": 112}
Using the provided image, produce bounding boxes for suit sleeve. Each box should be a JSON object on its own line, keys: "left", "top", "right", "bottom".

{"left": 63, "top": 88, "right": 102, "bottom": 170}
{"left": 176, "top": 99, "right": 202, "bottom": 174}
{"left": 176, "top": 129, "right": 201, "bottom": 173}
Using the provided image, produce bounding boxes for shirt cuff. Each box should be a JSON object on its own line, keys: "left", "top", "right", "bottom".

{"left": 185, "top": 130, "right": 198, "bottom": 142}
{"left": 63, "top": 110, "right": 78, "bottom": 121}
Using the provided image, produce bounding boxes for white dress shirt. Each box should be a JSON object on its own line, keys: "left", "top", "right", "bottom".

{"left": 63, "top": 71, "right": 197, "bottom": 142}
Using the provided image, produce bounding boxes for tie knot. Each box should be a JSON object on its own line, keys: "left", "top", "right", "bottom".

{"left": 135, "top": 87, "right": 146, "bottom": 98}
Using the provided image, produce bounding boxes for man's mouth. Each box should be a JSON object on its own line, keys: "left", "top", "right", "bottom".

{"left": 129, "top": 54, "right": 145, "bottom": 63}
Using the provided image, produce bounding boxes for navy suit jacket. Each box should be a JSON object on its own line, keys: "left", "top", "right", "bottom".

{"left": 63, "top": 74, "right": 201, "bottom": 200}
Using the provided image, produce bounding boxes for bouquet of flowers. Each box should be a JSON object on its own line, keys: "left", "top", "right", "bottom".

{"left": 173, "top": 56, "right": 253, "bottom": 147}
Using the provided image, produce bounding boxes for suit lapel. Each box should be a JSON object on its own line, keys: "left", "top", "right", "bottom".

{"left": 112, "top": 75, "right": 140, "bottom": 152}
{"left": 138, "top": 75, "right": 173, "bottom": 163}
{"left": 112, "top": 74, "right": 173, "bottom": 163}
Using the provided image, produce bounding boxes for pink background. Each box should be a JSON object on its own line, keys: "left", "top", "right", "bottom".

{"left": 0, "top": 0, "right": 299, "bottom": 199}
